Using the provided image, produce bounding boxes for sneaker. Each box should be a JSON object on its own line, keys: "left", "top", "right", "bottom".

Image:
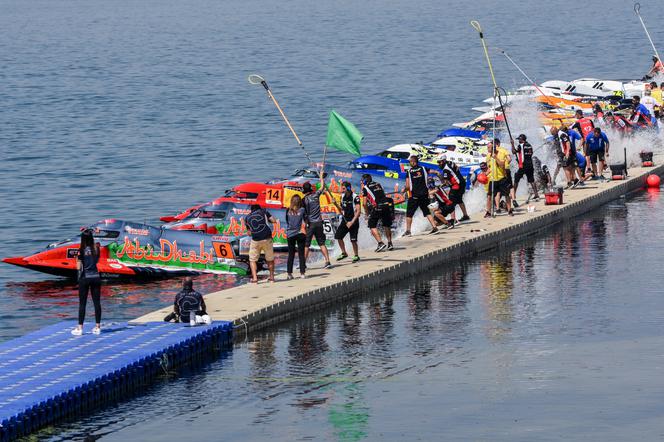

{"left": 375, "top": 242, "right": 387, "bottom": 252}
{"left": 92, "top": 326, "right": 101, "bottom": 335}
{"left": 429, "top": 227, "right": 439, "bottom": 234}
{"left": 533, "top": 196, "right": 540, "bottom": 201}
{"left": 512, "top": 200, "right": 520, "bottom": 208}
{"left": 336, "top": 253, "right": 348, "bottom": 261}
{"left": 459, "top": 215, "right": 470, "bottom": 222}
{"left": 402, "top": 230, "right": 411, "bottom": 237}
{"left": 386, "top": 242, "right": 394, "bottom": 251}
{"left": 508, "top": 209, "right": 514, "bottom": 216}
{"left": 446, "top": 220, "right": 455, "bottom": 229}
{"left": 71, "top": 327, "right": 83, "bottom": 336}
{"left": 484, "top": 211, "right": 492, "bottom": 218}
{"left": 577, "top": 181, "right": 586, "bottom": 187}
{"left": 352, "top": 255, "right": 361, "bottom": 262}
{"left": 300, "top": 273, "right": 306, "bottom": 279}
{"left": 286, "top": 274, "right": 294, "bottom": 280}
{"left": 323, "top": 262, "right": 332, "bottom": 269}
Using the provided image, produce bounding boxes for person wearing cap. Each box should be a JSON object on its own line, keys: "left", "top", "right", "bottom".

{"left": 432, "top": 154, "right": 470, "bottom": 222}
{"left": 403, "top": 154, "right": 437, "bottom": 236}
{"left": 302, "top": 175, "right": 331, "bottom": 269}
{"left": 512, "top": 134, "right": 539, "bottom": 202}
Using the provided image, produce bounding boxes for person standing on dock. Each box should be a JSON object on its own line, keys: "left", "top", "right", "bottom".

{"left": 361, "top": 174, "right": 393, "bottom": 252}
{"left": 246, "top": 204, "right": 277, "bottom": 283}
{"left": 302, "top": 178, "right": 332, "bottom": 269}
{"left": 512, "top": 134, "right": 540, "bottom": 202}
{"left": 403, "top": 154, "right": 438, "bottom": 236}
{"left": 332, "top": 181, "right": 361, "bottom": 263}
{"left": 585, "top": 127, "right": 610, "bottom": 179}
{"left": 72, "top": 229, "right": 102, "bottom": 336}
{"left": 571, "top": 110, "right": 595, "bottom": 147}
{"left": 285, "top": 194, "right": 307, "bottom": 280}
{"left": 484, "top": 139, "right": 513, "bottom": 217}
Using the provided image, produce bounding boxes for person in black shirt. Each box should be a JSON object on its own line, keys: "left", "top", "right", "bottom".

{"left": 332, "top": 181, "right": 361, "bottom": 262}
{"left": 164, "top": 277, "right": 210, "bottom": 324}
{"left": 246, "top": 204, "right": 276, "bottom": 283}
{"left": 512, "top": 134, "right": 540, "bottom": 202}
{"left": 361, "top": 174, "right": 393, "bottom": 252}
{"left": 72, "top": 229, "right": 102, "bottom": 336}
{"left": 403, "top": 155, "right": 437, "bottom": 236}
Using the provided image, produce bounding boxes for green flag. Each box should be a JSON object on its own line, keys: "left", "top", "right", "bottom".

{"left": 325, "top": 110, "right": 363, "bottom": 156}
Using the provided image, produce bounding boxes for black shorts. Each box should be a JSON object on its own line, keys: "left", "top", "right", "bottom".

{"left": 368, "top": 208, "right": 393, "bottom": 229}
{"left": 437, "top": 203, "right": 456, "bottom": 217}
{"left": 563, "top": 156, "right": 577, "bottom": 168}
{"left": 449, "top": 188, "right": 465, "bottom": 205}
{"left": 334, "top": 220, "right": 359, "bottom": 241}
{"left": 305, "top": 221, "right": 326, "bottom": 247}
{"left": 514, "top": 167, "right": 535, "bottom": 184}
{"left": 406, "top": 196, "right": 430, "bottom": 217}
{"left": 488, "top": 177, "right": 511, "bottom": 196}
{"left": 589, "top": 151, "right": 605, "bottom": 164}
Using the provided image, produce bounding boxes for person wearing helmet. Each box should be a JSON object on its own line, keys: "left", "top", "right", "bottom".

{"left": 361, "top": 174, "right": 393, "bottom": 252}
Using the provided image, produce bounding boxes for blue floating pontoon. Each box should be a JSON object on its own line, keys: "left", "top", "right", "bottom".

{"left": 0, "top": 321, "right": 232, "bottom": 441}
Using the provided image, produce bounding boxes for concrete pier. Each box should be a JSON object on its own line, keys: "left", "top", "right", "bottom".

{"left": 133, "top": 162, "right": 663, "bottom": 336}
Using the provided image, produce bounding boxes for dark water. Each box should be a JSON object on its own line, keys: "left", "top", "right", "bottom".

{"left": 37, "top": 189, "right": 664, "bottom": 441}
{"left": 1, "top": 0, "right": 664, "bottom": 439}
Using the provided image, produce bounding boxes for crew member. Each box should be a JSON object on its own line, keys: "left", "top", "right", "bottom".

{"left": 361, "top": 174, "right": 393, "bottom": 252}
{"left": 302, "top": 177, "right": 332, "bottom": 269}
{"left": 585, "top": 127, "right": 610, "bottom": 179}
{"left": 644, "top": 55, "right": 664, "bottom": 79}
{"left": 246, "top": 204, "right": 277, "bottom": 283}
{"left": 403, "top": 154, "right": 437, "bottom": 236}
{"left": 512, "top": 134, "right": 540, "bottom": 202}
{"left": 631, "top": 95, "right": 656, "bottom": 127}
{"left": 332, "top": 181, "right": 361, "bottom": 263}
{"left": 551, "top": 126, "right": 576, "bottom": 188}
{"left": 484, "top": 139, "right": 513, "bottom": 217}
{"left": 164, "top": 277, "right": 210, "bottom": 324}
{"left": 641, "top": 88, "right": 659, "bottom": 119}
{"left": 570, "top": 110, "right": 595, "bottom": 152}
{"left": 428, "top": 179, "right": 455, "bottom": 228}
{"left": 432, "top": 154, "right": 470, "bottom": 222}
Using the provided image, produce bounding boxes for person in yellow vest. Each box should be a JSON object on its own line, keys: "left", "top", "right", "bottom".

{"left": 650, "top": 81, "right": 662, "bottom": 119}
{"left": 484, "top": 139, "right": 513, "bottom": 218}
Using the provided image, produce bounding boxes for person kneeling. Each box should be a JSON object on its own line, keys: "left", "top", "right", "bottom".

{"left": 164, "top": 277, "right": 211, "bottom": 325}
{"left": 428, "top": 181, "right": 456, "bottom": 228}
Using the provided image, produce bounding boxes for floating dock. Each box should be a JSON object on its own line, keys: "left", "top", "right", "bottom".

{"left": 1, "top": 162, "right": 662, "bottom": 441}
{"left": 0, "top": 321, "right": 232, "bottom": 441}
{"left": 134, "top": 161, "right": 664, "bottom": 335}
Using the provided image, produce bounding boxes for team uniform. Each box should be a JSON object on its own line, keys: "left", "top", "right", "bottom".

{"left": 513, "top": 141, "right": 535, "bottom": 185}
{"left": 431, "top": 187, "right": 456, "bottom": 217}
{"left": 558, "top": 131, "right": 576, "bottom": 167}
{"left": 406, "top": 165, "right": 431, "bottom": 217}
{"left": 585, "top": 131, "right": 609, "bottom": 164}
{"left": 571, "top": 117, "right": 595, "bottom": 140}
{"left": 485, "top": 147, "right": 512, "bottom": 196}
{"left": 334, "top": 191, "right": 360, "bottom": 241}
{"left": 303, "top": 190, "right": 326, "bottom": 248}
{"left": 363, "top": 181, "right": 393, "bottom": 229}
{"left": 441, "top": 163, "right": 466, "bottom": 205}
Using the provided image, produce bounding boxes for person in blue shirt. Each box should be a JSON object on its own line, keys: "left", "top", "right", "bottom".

{"left": 630, "top": 96, "right": 656, "bottom": 127}
{"left": 567, "top": 125, "right": 583, "bottom": 154}
{"left": 246, "top": 204, "right": 277, "bottom": 283}
{"left": 585, "top": 128, "right": 610, "bottom": 179}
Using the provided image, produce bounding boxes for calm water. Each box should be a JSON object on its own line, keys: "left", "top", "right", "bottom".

{"left": 1, "top": 0, "right": 664, "bottom": 439}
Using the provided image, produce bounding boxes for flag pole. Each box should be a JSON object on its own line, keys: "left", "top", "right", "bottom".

{"left": 247, "top": 74, "right": 316, "bottom": 167}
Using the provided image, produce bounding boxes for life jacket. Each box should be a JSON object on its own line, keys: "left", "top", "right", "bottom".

{"left": 576, "top": 118, "right": 595, "bottom": 138}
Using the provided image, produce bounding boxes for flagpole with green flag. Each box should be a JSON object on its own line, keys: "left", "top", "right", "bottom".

{"left": 323, "top": 110, "right": 363, "bottom": 173}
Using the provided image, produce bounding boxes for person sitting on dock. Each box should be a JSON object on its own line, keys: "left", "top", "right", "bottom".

{"left": 331, "top": 181, "right": 361, "bottom": 263}
{"left": 403, "top": 154, "right": 438, "bottom": 236}
{"left": 361, "top": 174, "right": 393, "bottom": 252}
{"left": 246, "top": 204, "right": 277, "bottom": 283}
{"left": 302, "top": 178, "right": 332, "bottom": 269}
{"left": 585, "top": 127, "right": 610, "bottom": 179}
{"left": 164, "top": 277, "right": 210, "bottom": 324}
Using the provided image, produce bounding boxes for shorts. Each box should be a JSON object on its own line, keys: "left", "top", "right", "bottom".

{"left": 449, "top": 188, "right": 465, "bottom": 205}
{"left": 436, "top": 203, "right": 456, "bottom": 217}
{"left": 305, "top": 221, "right": 326, "bottom": 247}
{"left": 488, "top": 177, "right": 511, "bottom": 197}
{"left": 563, "top": 156, "right": 577, "bottom": 168}
{"left": 368, "top": 208, "right": 393, "bottom": 229}
{"left": 589, "top": 150, "right": 605, "bottom": 164}
{"left": 249, "top": 239, "right": 274, "bottom": 262}
{"left": 406, "top": 196, "right": 430, "bottom": 217}
{"left": 514, "top": 167, "right": 535, "bottom": 184}
{"left": 334, "top": 220, "right": 359, "bottom": 241}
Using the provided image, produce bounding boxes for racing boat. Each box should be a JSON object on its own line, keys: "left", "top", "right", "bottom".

{"left": 3, "top": 219, "right": 252, "bottom": 279}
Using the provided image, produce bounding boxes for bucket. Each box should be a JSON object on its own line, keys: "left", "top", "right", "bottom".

{"left": 545, "top": 192, "right": 563, "bottom": 205}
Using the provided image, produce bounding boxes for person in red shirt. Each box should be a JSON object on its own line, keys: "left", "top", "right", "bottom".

{"left": 570, "top": 110, "right": 595, "bottom": 154}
